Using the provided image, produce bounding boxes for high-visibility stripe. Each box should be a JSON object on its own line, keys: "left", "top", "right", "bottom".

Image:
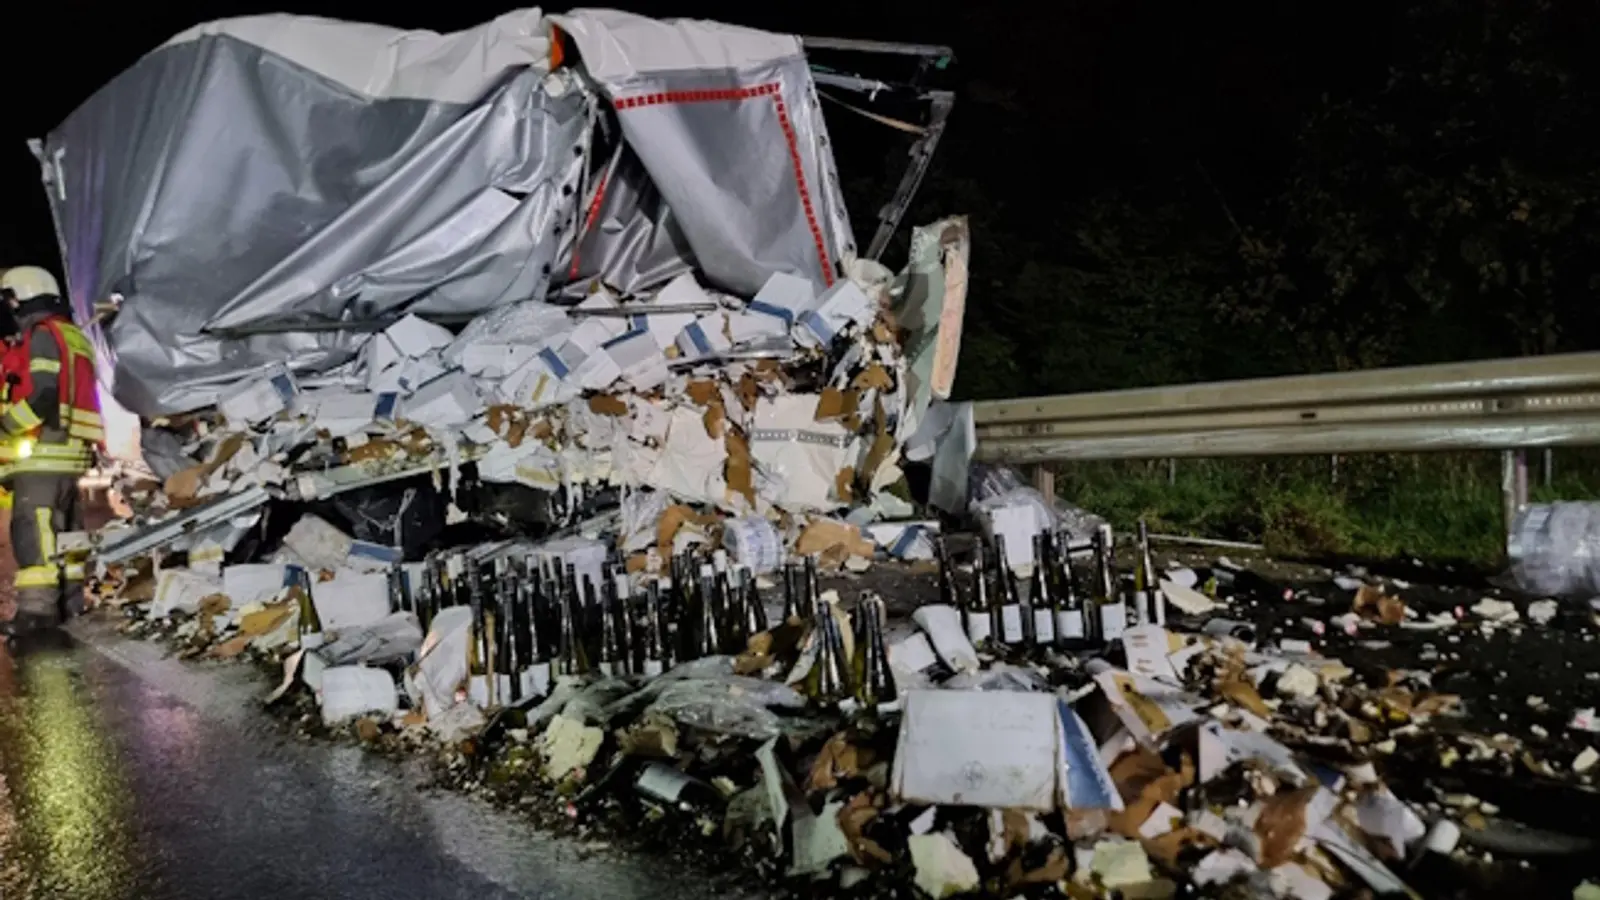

{"left": 64, "top": 564, "right": 86, "bottom": 581}
{"left": 57, "top": 325, "right": 94, "bottom": 357}
{"left": 30, "top": 358, "right": 60, "bottom": 374}
{"left": 33, "top": 320, "right": 103, "bottom": 451}
{"left": 3, "top": 401, "right": 41, "bottom": 432}
{"left": 37, "top": 507, "right": 55, "bottom": 560}
{"left": 16, "top": 565, "right": 59, "bottom": 587}
{"left": 0, "top": 441, "right": 92, "bottom": 462}
{"left": 6, "top": 458, "right": 91, "bottom": 476}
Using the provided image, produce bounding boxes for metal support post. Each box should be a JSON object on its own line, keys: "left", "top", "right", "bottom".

{"left": 1030, "top": 464, "right": 1055, "bottom": 501}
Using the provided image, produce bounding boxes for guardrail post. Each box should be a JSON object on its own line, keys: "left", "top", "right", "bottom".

{"left": 1502, "top": 449, "right": 1531, "bottom": 546}
{"left": 1030, "top": 464, "right": 1055, "bottom": 500}
{"left": 1515, "top": 449, "right": 1529, "bottom": 510}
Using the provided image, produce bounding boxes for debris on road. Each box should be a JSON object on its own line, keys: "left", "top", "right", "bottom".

{"left": 36, "top": 6, "right": 1600, "bottom": 900}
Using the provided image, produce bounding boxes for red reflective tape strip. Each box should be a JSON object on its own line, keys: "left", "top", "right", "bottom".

{"left": 612, "top": 82, "right": 833, "bottom": 284}
{"left": 613, "top": 83, "right": 780, "bottom": 110}
{"left": 771, "top": 95, "right": 833, "bottom": 286}
{"left": 567, "top": 168, "right": 613, "bottom": 280}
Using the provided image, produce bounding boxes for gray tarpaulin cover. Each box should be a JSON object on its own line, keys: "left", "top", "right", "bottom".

{"left": 34, "top": 7, "right": 854, "bottom": 417}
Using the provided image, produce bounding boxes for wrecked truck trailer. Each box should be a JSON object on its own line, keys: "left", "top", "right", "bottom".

{"left": 53, "top": 5, "right": 968, "bottom": 575}
{"left": 34, "top": 7, "right": 955, "bottom": 421}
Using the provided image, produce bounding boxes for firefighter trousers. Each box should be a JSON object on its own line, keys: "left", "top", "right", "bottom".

{"left": 10, "top": 472, "right": 84, "bottom": 626}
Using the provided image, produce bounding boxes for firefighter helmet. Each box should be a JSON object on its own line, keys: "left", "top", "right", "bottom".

{"left": 0, "top": 266, "right": 61, "bottom": 302}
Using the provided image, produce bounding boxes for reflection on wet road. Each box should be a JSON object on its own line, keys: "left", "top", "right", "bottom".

{"left": 0, "top": 622, "right": 737, "bottom": 900}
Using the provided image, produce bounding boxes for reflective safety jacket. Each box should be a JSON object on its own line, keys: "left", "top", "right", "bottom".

{"left": 0, "top": 315, "right": 103, "bottom": 477}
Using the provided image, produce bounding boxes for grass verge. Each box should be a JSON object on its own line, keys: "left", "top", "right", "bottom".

{"left": 1050, "top": 451, "right": 1600, "bottom": 566}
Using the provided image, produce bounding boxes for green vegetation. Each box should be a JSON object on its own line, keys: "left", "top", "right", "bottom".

{"left": 1051, "top": 450, "right": 1600, "bottom": 566}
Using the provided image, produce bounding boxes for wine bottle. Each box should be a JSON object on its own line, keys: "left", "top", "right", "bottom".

{"left": 803, "top": 555, "right": 821, "bottom": 620}
{"left": 1093, "top": 525, "right": 1126, "bottom": 643}
{"left": 555, "top": 589, "right": 589, "bottom": 676}
{"left": 467, "top": 557, "right": 498, "bottom": 708}
{"left": 782, "top": 560, "right": 801, "bottom": 622}
{"left": 810, "top": 604, "right": 850, "bottom": 703}
{"left": 935, "top": 536, "right": 961, "bottom": 609}
{"left": 1030, "top": 532, "right": 1057, "bottom": 645}
{"left": 494, "top": 557, "right": 519, "bottom": 702}
{"left": 718, "top": 564, "right": 744, "bottom": 652}
{"left": 1054, "top": 541, "right": 1089, "bottom": 650}
{"left": 611, "top": 568, "right": 634, "bottom": 676}
{"left": 598, "top": 581, "right": 622, "bottom": 677}
{"left": 641, "top": 577, "right": 669, "bottom": 676}
{"left": 293, "top": 565, "right": 324, "bottom": 649}
{"left": 993, "top": 535, "right": 1025, "bottom": 645}
{"left": 520, "top": 556, "right": 551, "bottom": 697}
{"left": 387, "top": 561, "right": 409, "bottom": 615}
{"left": 966, "top": 543, "right": 994, "bottom": 647}
{"left": 696, "top": 562, "right": 721, "bottom": 658}
{"left": 1135, "top": 519, "right": 1165, "bottom": 627}
{"left": 634, "top": 762, "right": 726, "bottom": 812}
{"left": 855, "top": 595, "right": 897, "bottom": 708}
{"left": 741, "top": 566, "right": 769, "bottom": 637}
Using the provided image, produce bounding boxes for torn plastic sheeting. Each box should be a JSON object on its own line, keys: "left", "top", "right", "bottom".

{"left": 445, "top": 299, "right": 571, "bottom": 375}
{"left": 971, "top": 464, "right": 1106, "bottom": 552}
{"left": 885, "top": 630, "right": 939, "bottom": 691}
{"left": 1508, "top": 502, "right": 1600, "bottom": 597}
{"left": 905, "top": 400, "right": 974, "bottom": 515}
{"left": 318, "top": 665, "right": 399, "bottom": 726}
{"left": 620, "top": 489, "right": 673, "bottom": 553}
{"left": 409, "top": 606, "right": 473, "bottom": 718}
{"left": 910, "top": 604, "right": 979, "bottom": 674}
{"left": 942, "top": 663, "right": 1050, "bottom": 693}
{"left": 644, "top": 675, "right": 806, "bottom": 740}
{"left": 549, "top": 9, "right": 852, "bottom": 298}
{"left": 316, "top": 612, "right": 424, "bottom": 666}
{"left": 893, "top": 217, "right": 969, "bottom": 443}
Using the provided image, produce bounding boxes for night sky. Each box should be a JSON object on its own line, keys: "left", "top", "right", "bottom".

{"left": 1, "top": 0, "right": 1393, "bottom": 272}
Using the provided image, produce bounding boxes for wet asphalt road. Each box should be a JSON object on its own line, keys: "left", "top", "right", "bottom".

{"left": 0, "top": 617, "right": 735, "bottom": 900}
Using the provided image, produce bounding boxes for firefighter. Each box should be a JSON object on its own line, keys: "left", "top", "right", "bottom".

{"left": 0, "top": 266, "right": 103, "bottom": 637}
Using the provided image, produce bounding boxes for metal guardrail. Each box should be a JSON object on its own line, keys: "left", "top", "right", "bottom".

{"left": 971, "top": 351, "right": 1600, "bottom": 464}
{"left": 971, "top": 351, "right": 1600, "bottom": 543}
